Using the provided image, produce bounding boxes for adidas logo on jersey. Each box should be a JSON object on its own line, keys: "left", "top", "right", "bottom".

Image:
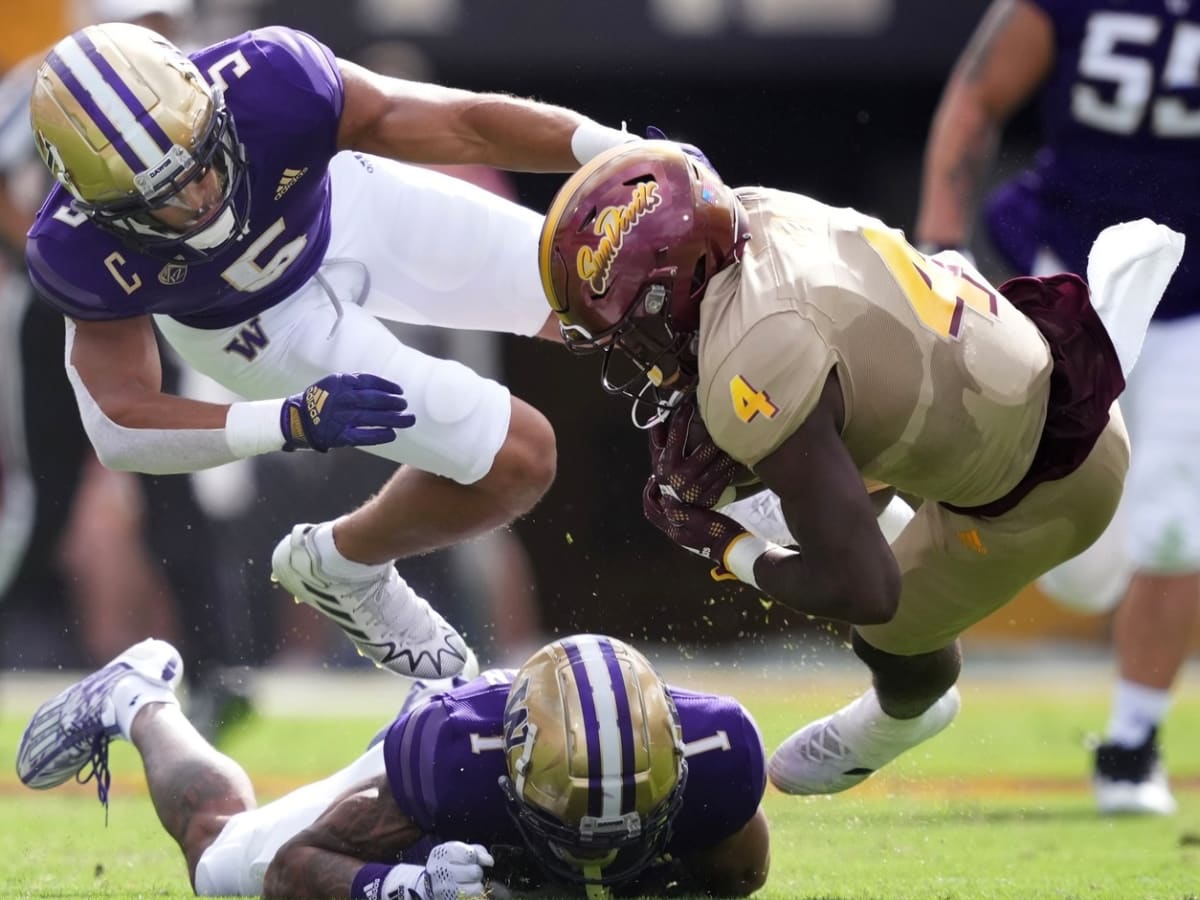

{"left": 274, "top": 167, "right": 309, "bottom": 200}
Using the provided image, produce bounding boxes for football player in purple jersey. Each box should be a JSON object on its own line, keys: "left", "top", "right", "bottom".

{"left": 22, "top": 21, "right": 687, "bottom": 682}
{"left": 917, "top": 0, "right": 1200, "bottom": 815}
{"left": 16, "top": 634, "right": 770, "bottom": 898}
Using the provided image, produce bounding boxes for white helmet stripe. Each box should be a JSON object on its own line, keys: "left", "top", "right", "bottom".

{"left": 573, "top": 634, "right": 624, "bottom": 818}
{"left": 55, "top": 36, "right": 165, "bottom": 170}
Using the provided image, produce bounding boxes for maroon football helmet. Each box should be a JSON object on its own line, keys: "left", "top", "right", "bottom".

{"left": 538, "top": 141, "right": 749, "bottom": 415}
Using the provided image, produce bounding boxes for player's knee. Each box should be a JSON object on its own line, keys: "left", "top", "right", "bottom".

{"left": 485, "top": 399, "right": 556, "bottom": 516}
{"left": 259, "top": 840, "right": 307, "bottom": 898}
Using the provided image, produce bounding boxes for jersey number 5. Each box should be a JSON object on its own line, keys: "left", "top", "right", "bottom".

{"left": 1074, "top": 13, "right": 1200, "bottom": 137}
{"left": 862, "top": 226, "right": 998, "bottom": 340}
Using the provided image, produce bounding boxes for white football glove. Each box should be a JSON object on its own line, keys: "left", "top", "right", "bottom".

{"left": 421, "top": 841, "right": 494, "bottom": 900}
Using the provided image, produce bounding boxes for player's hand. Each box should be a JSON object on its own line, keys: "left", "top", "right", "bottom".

{"left": 643, "top": 476, "right": 749, "bottom": 582}
{"left": 421, "top": 842, "right": 495, "bottom": 900}
{"left": 645, "top": 125, "right": 716, "bottom": 174}
{"left": 279, "top": 373, "right": 416, "bottom": 452}
{"left": 648, "top": 396, "right": 744, "bottom": 510}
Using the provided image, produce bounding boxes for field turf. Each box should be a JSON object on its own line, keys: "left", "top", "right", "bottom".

{"left": 1, "top": 654, "right": 1197, "bottom": 899}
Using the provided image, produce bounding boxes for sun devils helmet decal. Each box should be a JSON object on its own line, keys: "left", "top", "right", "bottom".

{"left": 576, "top": 180, "right": 663, "bottom": 295}
{"left": 539, "top": 141, "right": 749, "bottom": 421}
{"left": 499, "top": 635, "right": 687, "bottom": 887}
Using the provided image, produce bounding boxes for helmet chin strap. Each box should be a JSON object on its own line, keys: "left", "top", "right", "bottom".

{"left": 630, "top": 384, "right": 685, "bottom": 430}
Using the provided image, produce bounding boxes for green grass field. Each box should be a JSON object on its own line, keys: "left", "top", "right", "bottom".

{"left": 2, "top": 657, "right": 1198, "bottom": 899}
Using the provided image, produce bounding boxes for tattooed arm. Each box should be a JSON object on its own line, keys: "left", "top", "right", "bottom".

{"left": 261, "top": 773, "right": 423, "bottom": 899}
{"left": 915, "top": 0, "right": 1054, "bottom": 248}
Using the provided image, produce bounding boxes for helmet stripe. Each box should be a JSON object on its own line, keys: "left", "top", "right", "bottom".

{"left": 75, "top": 32, "right": 175, "bottom": 154}
{"left": 49, "top": 35, "right": 170, "bottom": 173}
{"left": 597, "top": 637, "right": 638, "bottom": 815}
{"left": 566, "top": 635, "right": 626, "bottom": 819}
{"left": 561, "top": 639, "right": 604, "bottom": 818}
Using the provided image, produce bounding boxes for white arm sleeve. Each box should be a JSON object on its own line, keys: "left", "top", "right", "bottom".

{"left": 63, "top": 319, "right": 283, "bottom": 474}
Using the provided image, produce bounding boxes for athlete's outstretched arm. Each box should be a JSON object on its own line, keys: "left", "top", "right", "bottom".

{"left": 915, "top": 0, "right": 1054, "bottom": 249}
{"left": 262, "top": 774, "right": 422, "bottom": 899}
{"left": 69, "top": 316, "right": 224, "bottom": 430}
{"left": 336, "top": 59, "right": 632, "bottom": 171}
{"left": 65, "top": 315, "right": 418, "bottom": 474}
{"left": 750, "top": 373, "right": 901, "bottom": 625}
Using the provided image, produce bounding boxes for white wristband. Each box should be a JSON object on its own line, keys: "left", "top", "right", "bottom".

{"left": 723, "top": 533, "right": 780, "bottom": 590}
{"left": 570, "top": 120, "right": 640, "bottom": 165}
{"left": 224, "top": 399, "right": 286, "bottom": 458}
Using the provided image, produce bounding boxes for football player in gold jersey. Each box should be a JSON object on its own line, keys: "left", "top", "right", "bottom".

{"left": 539, "top": 141, "right": 1182, "bottom": 795}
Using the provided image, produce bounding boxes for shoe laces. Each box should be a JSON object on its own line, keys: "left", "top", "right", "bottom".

{"left": 352, "top": 572, "right": 435, "bottom": 642}
{"left": 76, "top": 732, "right": 113, "bottom": 824}
{"left": 795, "top": 720, "right": 851, "bottom": 765}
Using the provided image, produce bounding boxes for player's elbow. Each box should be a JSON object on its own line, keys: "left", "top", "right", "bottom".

{"left": 718, "top": 858, "right": 770, "bottom": 897}
{"left": 836, "top": 549, "right": 901, "bottom": 626}
{"left": 261, "top": 841, "right": 317, "bottom": 899}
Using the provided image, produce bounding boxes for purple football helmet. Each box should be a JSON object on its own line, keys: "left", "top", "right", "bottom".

{"left": 538, "top": 141, "right": 749, "bottom": 415}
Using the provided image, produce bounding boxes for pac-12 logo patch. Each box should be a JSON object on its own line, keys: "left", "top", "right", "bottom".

{"left": 157, "top": 262, "right": 188, "bottom": 286}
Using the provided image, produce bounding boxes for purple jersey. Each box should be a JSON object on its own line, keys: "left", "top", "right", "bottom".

{"left": 984, "top": 0, "right": 1199, "bottom": 319}
{"left": 382, "top": 670, "right": 765, "bottom": 861}
{"left": 25, "top": 27, "right": 342, "bottom": 328}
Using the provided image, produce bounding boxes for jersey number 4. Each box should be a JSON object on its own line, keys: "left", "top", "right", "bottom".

{"left": 862, "top": 226, "right": 998, "bottom": 340}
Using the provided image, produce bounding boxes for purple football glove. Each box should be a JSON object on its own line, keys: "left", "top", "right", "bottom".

{"left": 280, "top": 373, "right": 415, "bottom": 452}
{"left": 645, "top": 125, "right": 716, "bottom": 174}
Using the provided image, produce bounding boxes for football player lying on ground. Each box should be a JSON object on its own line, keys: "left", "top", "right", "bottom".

{"left": 538, "top": 141, "right": 1184, "bottom": 797}
{"left": 16, "top": 635, "right": 769, "bottom": 898}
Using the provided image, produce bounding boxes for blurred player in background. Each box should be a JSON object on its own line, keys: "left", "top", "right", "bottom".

{"left": 916, "top": 0, "right": 1199, "bottom": 815}
{"left": 21, "top": 21, "right": 675, "bottom": 679}
{"left": 541, "top": 141, "right": 1181, "bottom": 800}
{"left": 17, "top": 634, "right": 769, "bottom": 898}
{"left": 0, "top": 0, "right": 251, "bottom": 737}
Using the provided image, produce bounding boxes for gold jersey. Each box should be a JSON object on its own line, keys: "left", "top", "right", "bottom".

{"left": 697, "top": 188, "right": 1053, "bottom": 509}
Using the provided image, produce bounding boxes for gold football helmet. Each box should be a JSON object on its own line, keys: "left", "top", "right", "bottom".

{"left": 499, "top": 635, "right": 687, "bottom": 888}
{"left": 30, "top": 22, "right": 249, "bottom": 261}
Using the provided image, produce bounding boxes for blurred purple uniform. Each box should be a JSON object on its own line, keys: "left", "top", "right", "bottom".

{"left": 26, "top": 27, "right": 340, "bottom": 328}
{"left": 984, "top": 0, "right": 1198, "bottom": 319}
{"left": 382, "top": 670, "right": 765, "bottom": 863}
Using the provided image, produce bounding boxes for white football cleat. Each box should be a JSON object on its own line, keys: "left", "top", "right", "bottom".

{"left": 271, "top": 524, "right": 469, "bottom": 679}
{"left": 16, "top": 638, "right": 182, "bottom": 804}
{"left": 1093, "top": 728, "right": 1178, "bottom": 816}
{"left": 769, "top": 686, "right": 961, "bottom": 795}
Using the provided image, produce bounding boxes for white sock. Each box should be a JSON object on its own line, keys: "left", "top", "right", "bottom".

{"left": 311, "top": 521, "right": 391, "bottom": 581}
{"left": 1106, "top": 679, "right": 1171, "bottom": 748}
{"left": 110, "top": 675, "right": 180, "bottom": 741}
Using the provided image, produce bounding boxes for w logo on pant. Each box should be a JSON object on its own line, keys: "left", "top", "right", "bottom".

{"left": 224, "top": 318, "right": 270, "bottom": 360}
